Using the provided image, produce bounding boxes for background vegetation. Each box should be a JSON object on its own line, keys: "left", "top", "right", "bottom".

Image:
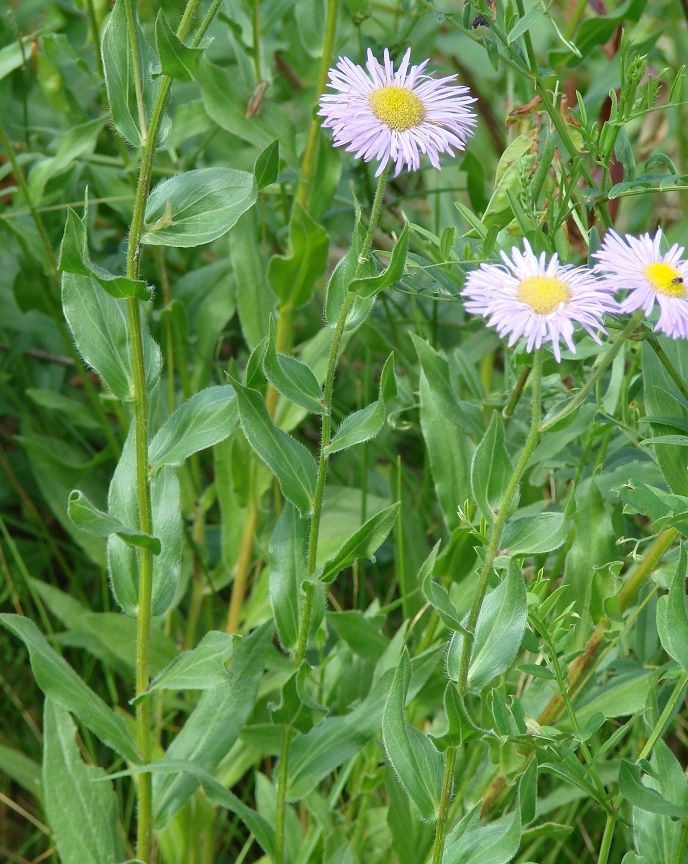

{"left": 2, "top": 1, "right": 688, "bottom": 863}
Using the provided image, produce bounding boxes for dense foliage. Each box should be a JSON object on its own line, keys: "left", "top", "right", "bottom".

{"left": 2, "top": 1, "right": 688, "bottom": 863}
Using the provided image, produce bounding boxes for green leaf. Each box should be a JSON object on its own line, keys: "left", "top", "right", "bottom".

{"left": 295, "top": 0, "right": 326, "bottom": 56}
{"left": 108, "top": 426, "right": 181, "bottom": 616}
{"left": 262, "top": 318, "right": 325, "bottom": 414}
{"left": 148, "top": 385, "right": 239, "bottom": 472}
{"left": 324, "top": 354, "right": 397, "bottom": 456}
{"left": 0, "top": 744, "right": 42, "bottom": 802}
{"left": 420, "top": 543, "right": 469, "bottom": 636}
{"left": 619, "top": 761, "right": 688, "bottom": 817}
{"left": 268, "top": 202, "right": 329, "bottom": 308}
{"left": 28, "top": 118, "right": 105, "bottom": 202}
{"left": 502, "top": 512, "right": 569, "bottom": 556}
{"left": 0, "top": 615, "right": 138, "bottom": 763}
{"left": 320, "top": 502, "right": 400, "bottom": 583}
{"left": 102, "top": 0, "right": 170, "bottom": 148}
{"left": 444, "top": 799, "right": 521, "bottom": 864}
{"left": 230, "top": 209, "right": 277, "bottom": 349}
{"left": 232, "top": 378, "right": 317, "bottom": 516}
{"left": 349, "top": 222, "right": 410, "bottom": 299}
{"left": 154, "top": 621, "right": 273, "bottom": 825}
{"left": 140, "top": 631, "right": 235, "bottom": 699}
{"left": 327, "top": 610, "right": 389, "bottom": 662}
{"left": 325, "top": 203, "right": 363, "bottom": 325}
{"left": 382, "top": 649, "right": 443, "bottom": 821}
{"left": 154, "top": 10, "right": 204, "bottom": 81}
{"left": 62, "top": 272, "right": 161, "bottom": 400}
{"left": 142, "top": 167, "right": 257, "bottom": 247}
{"left": 657, "top": 546, "right": 688, "bottom": 672}
{"left": 471, "top": 412, "right": 513, "bottom": 523}
{"left": 43, "top": 701, "right": 125, "bottom": 864}
{"left": 67, "top": 490, "right": 161, "bottom": 553}
{"left": 254, "top": 139, "right": 280, "bottom": 190}
{"left": 429, "top": 684, "right": 485, "bottom": 750}
{"left": 268, "top": 503, "right": 308, "bottom": 651}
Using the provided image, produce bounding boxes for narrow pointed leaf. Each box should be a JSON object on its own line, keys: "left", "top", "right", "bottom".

{"left": 320, "top": 502, "right": 400, "bottom": 583}
{"left": 68, "top": 490, "right": 160, "bottom": 553}
{"left": 154, "top": 10, "right": 204, "bottom": 81}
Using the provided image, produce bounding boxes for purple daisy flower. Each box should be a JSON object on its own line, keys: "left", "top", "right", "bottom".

{"left": 318, "top": 48, "right": 477, "bottom": 177}
{"left": 462, "top": 241, "right": 614, "bottom": 362}
{"left": 593, "top": 229, "right": 688, "bottom": 339}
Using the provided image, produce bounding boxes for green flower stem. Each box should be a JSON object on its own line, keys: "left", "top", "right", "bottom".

{"left": 540, "top": 311, "right": 643, "bottom": 433}
{"left": 597, "top": 811, "right": 617, "bottom": 864}
{"left": 431, "top": 350, "right": 544, "bottom": 864}
{"left": 458, "top": 347, "right": 544, "bottom": 691}
{"left": 121, "top": 2, "right": 214, "bottom": 860}
{"left": 295, "top": 0, "right": 339, "bottom": 210}
{"left": 274, "top": 724, "right": 293, "bottom": 864}
{"left": 295, "top": 165, "right": 390, "bottom": 665}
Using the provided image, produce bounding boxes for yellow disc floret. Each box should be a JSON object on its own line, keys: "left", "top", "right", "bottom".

{"left": 369, "top": 86, "right": 426, "bottom": 131}
{"left": 643, "top": 262, "right": 686, "bottom": 297}
{"left": 518, "top": 276, "right": 572, "bottom": 314}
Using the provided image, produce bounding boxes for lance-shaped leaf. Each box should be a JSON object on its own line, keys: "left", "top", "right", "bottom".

{"left": 268, "top": 202, "right": 329, "bottom": 308}
{"left": 142, "top": 167, "right": 257, "bottom": 247}
{"left": 154, "top": 10, "right": 204, "bottom": 81}
{"left": 269, "top": 503, "right": 308, "bottom": 651}
{"left": 349, "top": 222, "right": 410, "bottom": 299}
{"left": 429, "top": 684, "right": 486, "bottom": 751}
{"left": 254, "top": 139, "right": 280, "bottom": 190}
{"left": 102, "top": 0, "right": 170, "bottom": 148}
{"left": 68, "top": 490, "right": 160, "bottom": 554}
{"left": 320, "top": 501, "right": 400, "bottom": 583}
{"left": 43, "top": 701, "right": 125, "bottom": 864}
{"left": 657, "top": 545, "right": 688, "bottom": 672}
{"left": 619, "top": 760, "right": 688, "bottom": 817}
{"left": 138, "top": 631, "right": 235, "bottom": 700}
{"left": 231, "top": 377, "right": 317, "bottom": 516}
{"left": 154, "top": 621, "right": 273, "bottom": 825}
{"left": 0, "top": 615, "right": 138, "bottom": 763}
{"left": 471, "top": 411, "right": 513, "bottom": 523}
{"left": 443, "top": 798, "right": 521, "bottom": 864}
{"left": 419, "top": 543, "right": 469, "bottom": 636}
{"left": 62, "top": 273, "right": 161, "bottom": 401}
{"left": 148, "top": 385, "right": 239, "bottom": 473}
{"left": 382, "top": 649, "right": 444, "bottom": 821}
{"left": 324, "top": 354, "right": 397, "bottom": 456}
{"left": 262, "top": 317, "right": 325, "bottom": 414}
{"left": 59, "top": 206, "right": 150, "bottom": 300}
{"left": 325, "top": 200, "right": 363, "bottom": 324}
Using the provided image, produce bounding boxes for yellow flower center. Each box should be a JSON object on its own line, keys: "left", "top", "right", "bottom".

{"left": 643, "top": 262, "right": 686, "bottom": 297}
{"left": 369, "top": 86, "right": 426, "bottom": 131}
{"left": 518, "top": 276, "right": 572, "bottom": 314}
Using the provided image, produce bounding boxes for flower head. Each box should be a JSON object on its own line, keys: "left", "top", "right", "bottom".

{"left": 593, "top": 229, "right": 688, "bottom": 339}
{"left": 318, "top": 48, "right": 477, "bottom": 177}
{"left": 462, "top": 241, "right": 613, "bottom": 361}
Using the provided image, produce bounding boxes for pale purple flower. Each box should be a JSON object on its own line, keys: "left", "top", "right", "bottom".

{"left": 593, "top": 229, "right": 688, "bottom": 339}
{"left": 462, "top": 241, "right": 613, "bottom": 362}
{"left": 318, "top": 48, "right": 476, "bottom": 177}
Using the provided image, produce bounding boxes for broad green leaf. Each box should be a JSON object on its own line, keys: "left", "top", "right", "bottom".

{"left": 142, "top": 167, "right": 257, "bottom": 247}
{"left": 154, "top": 10, "right": 204, "bottom": 81}
{"left": 108, "top": 426, "right": 182, "bottom": 616}
{"left": 349, "top": 222, "right": 410, "bottom": 299}
{"left": 657, "top": 546, "right": 688, "bottom": 672}
{"left": 254, "top": 139, "right": 280, "bottom": 190}
{"left": 232, "top": 378, "right": 317, "bottom": 516}
{"left": 295, "top": 0, "right": 326, "bottom": 56}
{"left": 62, "top": 272, "right": 161, "bottom": 400}
{"left": 502, "top": 512, "right": 569, "bottom": 555}
{"left": 148, "top": 385, "right": 239, "bottom": 472}
{"left": 382, "top": 650, "right": 443, "bottom": 821}
{"left": 268, "top": 202, "right": 329, "bottom": 308}
{"left": 262, "top": 318, "right": 325, "bottom": 414}
{"left": 443, "top": 800, "right": 521, "bottom": 864}
{"left": 0, "top": 615, "right": 138, "bottom": 763}
{"left": 102, "top": 0, "right": 170, "bottom": 147}
{"left": 327, "top": 611, "right": 389, "bottom": 662}
{"left": 154, "top": 621, "right": 273, "bottom": 825}
{"left": 325, "top": 354, "right": 397, "bottom": 455}
{"left": 471, "top": 412, "right": 513, "bottom": 523}
{"left": 619, "top": 761, "right": 688, "bottom": 817}
{"left": 230, "top": 208, "right": 277, "bottom": 349}
{"left": 68, "top": 490, "right": 161, "bottom": 553}
{"left": 320, "top": 502, "right": 400, "bottom": 583}
{"left": 140, "top": 631, "right": 235, "bottom": 699}
{"left": 268, "top": 503, "right": 307, "bottom": 651}
{"left": 43, "top": 701, "right": 125, "bottom": 864}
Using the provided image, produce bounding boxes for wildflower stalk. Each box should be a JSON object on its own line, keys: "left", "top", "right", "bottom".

{"left": 273, "top": 168, "right": 390, "bottom": 864}
{"left": 120, "top": 0, "right": 218, "bottom": 858}
{"left": 431, "top": 349, "right": 543, "bottom": 864}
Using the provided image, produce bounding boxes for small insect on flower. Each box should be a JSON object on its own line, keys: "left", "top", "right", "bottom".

{"left": 593, "top": 229, "right": 688, "bottom": 340}
{"left": 461, "top": 241, "right": 614, "bottom": 362}
{"left": 318, "top": 48, "right": 477, "bottom": 177}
